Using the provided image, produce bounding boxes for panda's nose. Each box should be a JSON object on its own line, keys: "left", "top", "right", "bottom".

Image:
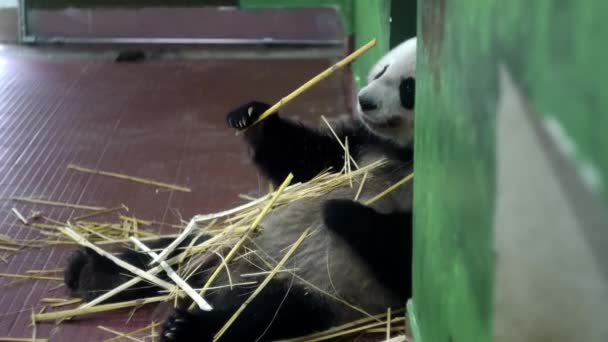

{"left": 358, "top": 96, "right": 378, "bottom": 111}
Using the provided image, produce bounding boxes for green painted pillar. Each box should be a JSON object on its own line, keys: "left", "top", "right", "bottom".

{"left": 411, "top": 1, "right": 608, "bottom": 342}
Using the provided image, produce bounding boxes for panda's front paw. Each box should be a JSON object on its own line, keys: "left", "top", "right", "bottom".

{"left": 322, "top": 199, "right": 375, "bottom": 234}
{"left": 161, "top": 308, "right": 201, "bottom": 342}
{"left": 226, "top": 101, "right": 272, "bottom": 130}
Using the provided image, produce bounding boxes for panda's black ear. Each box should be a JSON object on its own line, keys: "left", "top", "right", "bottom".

{"left": 399, "top": 77, "right": 415, "bottom": 110}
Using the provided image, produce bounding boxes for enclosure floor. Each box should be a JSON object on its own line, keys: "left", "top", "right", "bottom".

{"left": 0, "top": 52, "right": 350, "bottom": 341}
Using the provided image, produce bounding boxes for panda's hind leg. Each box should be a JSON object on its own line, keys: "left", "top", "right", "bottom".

{"left": 64, "top": 236, "right": 209, "bottom": 302}
{"left": 161, "top": 277, "right": 335, "bottom": 342}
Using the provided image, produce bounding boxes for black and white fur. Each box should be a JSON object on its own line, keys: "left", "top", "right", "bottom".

{"left": 64, "top": 37, "right": 417, "bottom": 342}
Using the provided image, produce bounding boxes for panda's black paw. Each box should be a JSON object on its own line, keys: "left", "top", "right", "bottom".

{"left": 322, "top": 199, "right": 375, "bottom": 234}
{"left": 226, "top": 101, "right": 272, "bottom": 130}
{"left": 63, "top": 249, "right": 91, "bottom": 295}
{"left": 64, "top": 247, "right": 143, "bottom": 302}
{"left": 161, "top": 308, "right": 204, "bottom": 342}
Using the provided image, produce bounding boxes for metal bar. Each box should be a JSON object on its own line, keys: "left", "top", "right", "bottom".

{"left": 20, "top": 36, "right": 344, "bottom": 47}
{"left": 17, "top": 0, "right": 27, "bottom": 42}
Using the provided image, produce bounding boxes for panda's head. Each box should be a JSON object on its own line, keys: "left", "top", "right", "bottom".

{"left": 356, "top": 37, "right": 416, "bottom": 147}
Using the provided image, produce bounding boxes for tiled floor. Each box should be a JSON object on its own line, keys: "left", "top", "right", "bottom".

{"left": 0, "top": 52, "right": 351, "bottom": 341}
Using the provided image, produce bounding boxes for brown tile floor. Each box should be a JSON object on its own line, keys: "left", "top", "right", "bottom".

{"left": 0, "top": 52, "right": 351, "bottom": 341}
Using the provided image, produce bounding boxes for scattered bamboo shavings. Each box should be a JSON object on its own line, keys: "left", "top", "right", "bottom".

{"left": 387, "top": 307, "right": 392, "bottom": 340}
{"left": 97, "top": 326, "right": 143, "bottom": 342}
{"left": 130, "top": 237, "right": 212, "bottom": 312}
{"left": 237, "top": 194, "right": 257, "bottom": 202}
{"left": 159, "top": 281, "right": 258, "bottom": 294}
{"left": 27, "top": 211, "right": 43, "bottom": 221}
{"left": 365, "top": 173, "right": 414, "bottom": 206}
{"left": 58, "top": 225, "right": 176, "bottom": 292}
{"left": 383, "top": 336, "right": 408, "bottom": 342}
{"left": 192, "top": 160, "right": 385, "bottom": 225}
{"left": 288, "top": 317, "right": 405, "bottom": 342}
{"left": 321, "top": 115, "right": 360, "bottom": 169}
{"left": 354, "top": 171, "right": 369, "bottom": 201}
{"left": 47, "top": 299, "right": 82, "bottom": 308}
{"left": 104, "top": 322, "right": 161, "bottom": 342}
{"left": 34, "top": 295, "right": 171, "bottom": 321}
{"left": 11, "top": 208, "right": 28, "bottom": 225}
{"left": 189, "top": 173, "right": 294, "bottom": 311}
{"left": 8, "top": 197, "right": 107, "bottom": 211}
{"left": 72, "top": 205, "right": 129, "bottom": 222}
{"left": 240, "top": 38, "right": 377, "bottom": 131}
{"left": 248, "top": 238, "right": 373, "bottom": 319}
{"left": 211, "top": 251, "right": 233, "bottom": 289}
{"left": 212, "top": 227, "right": 311, "bottom": 342}
{"left": 365, "top": 327, "right": 407, "bottom": 333}
{"left": 67, "top": 164, "right": 191, "bottom": 193}
{"left": 239, "top": 269, "right": 298, "bottom": 278}
{"left": 0, "top": 273, "right": 62, "bottom": 281}
{"left": 345, "top": 136, "right": 353, "bottom": 187}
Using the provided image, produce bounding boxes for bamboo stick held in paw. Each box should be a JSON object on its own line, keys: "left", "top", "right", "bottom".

{"left": 238, "top": 38, "right": 377, "bottom": 133}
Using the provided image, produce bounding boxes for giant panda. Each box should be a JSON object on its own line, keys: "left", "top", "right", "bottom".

{"left": 63, "top": 36, "right": 417, "bottom": 342}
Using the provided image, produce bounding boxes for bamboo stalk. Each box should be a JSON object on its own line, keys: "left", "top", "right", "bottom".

{"left": 8, "top": 197, "right": 107, "bottom": 211}
{"left": 149, "top": 215, "right": 199, "bottom": 264}
{"left": 212, "top": 227, "right": 311, "bottom": 341}
{"left": 11, "top": 208, "right": 28, "bottom": 224}
{"left": 67, "top": 164, "right": 191, "bottom": 192}
{"left": 34, "top": 295, "right": 170, "bottom": 321}
{"left": 130, "top": 237, "right": 212, "bottom": 312}
{"left": 0, "top": 338, "right": 48, "bottom": 342}
{"left": 0, "top": 273, "right": 62, "bottom": 281}
{"left": 240, "top": 39, "right": 377, "bottom": 131}
{"left": 365, "top": 173, "right": 414, "bottom": 206}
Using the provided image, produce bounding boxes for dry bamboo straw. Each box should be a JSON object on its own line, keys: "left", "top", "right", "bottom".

{"left": 34, "top": 295, "right": 170, "bottom": 321}
{"left": 67, "top": 164, "right": 191, "bottom": 192}
{"left": 238, "top": 38, "right": 377, "bottom": 132}
{"left": 9, "top": 197, "right": 107, "bottom": 211}
{"left": 130, "top": 237, "right": 212, "bottom": 311}
{"left": 188, "top": 173, "right": 294, "bottom": 311}
{"left": 58, "top": 226, "right": 175, "bottom": 292}
{"left": 97, "top": 326, "right": 143, "bottom": 342}
{"left": 212, "top": 227, "right": 311, "bottom": 341}
{"left": 365, "top": 173, "right": 414, "bottom": 206}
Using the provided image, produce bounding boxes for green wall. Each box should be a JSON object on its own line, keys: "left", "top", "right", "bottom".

{"left": 351, "top": 0, "right": 391, "bottom": 87}
{"left": 241, "top": 0, "right": 394, "bottom": 88}
{"left": 411, "top": 0, "right": 608, "bottom": 341}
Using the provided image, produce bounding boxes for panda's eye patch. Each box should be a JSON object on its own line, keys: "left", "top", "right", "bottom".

{"left": 399, "top": 77, "right": 415, "bottom": 110}
{"left": 374, "top": 65, "right": 389, "bottom": 80}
